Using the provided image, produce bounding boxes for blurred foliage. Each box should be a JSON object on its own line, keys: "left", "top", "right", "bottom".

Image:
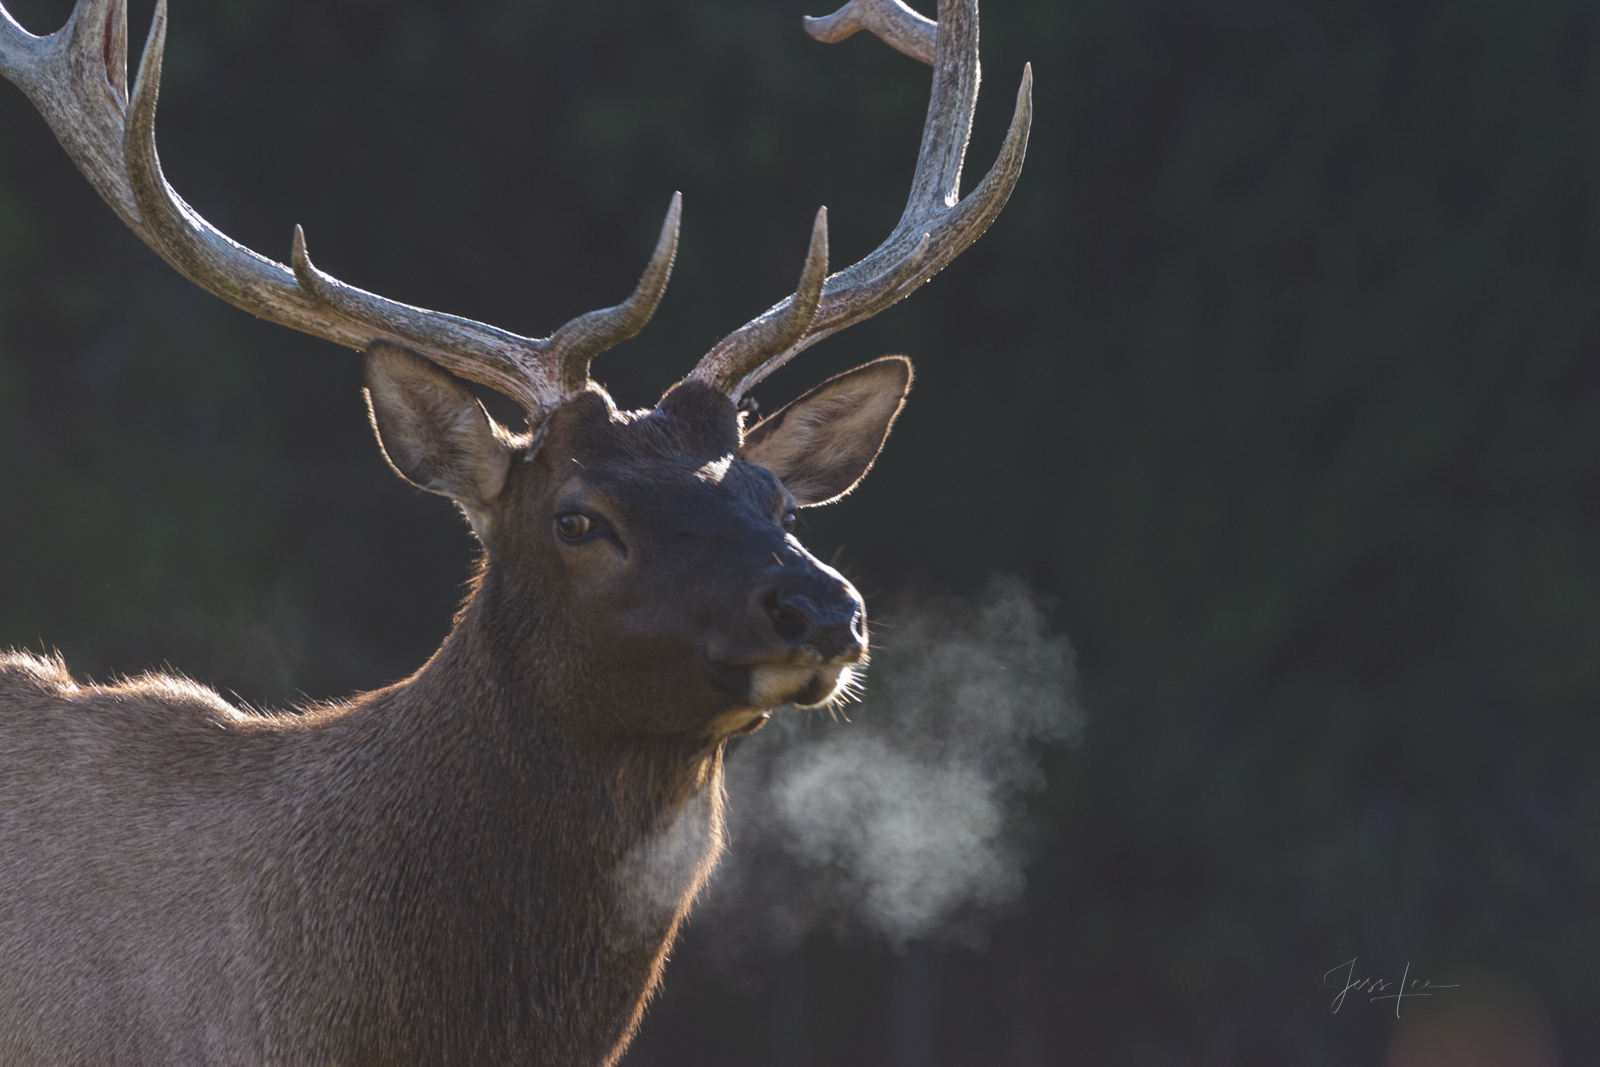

{"left": 1, "top": 0, "right": 1597, "bottom": 1062}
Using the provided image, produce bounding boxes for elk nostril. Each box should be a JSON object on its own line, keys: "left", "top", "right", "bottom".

{"left": 764, "top": 591, "right": 811, "bottom": 645}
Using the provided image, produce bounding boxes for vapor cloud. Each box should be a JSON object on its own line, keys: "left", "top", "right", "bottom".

{"left": 702, "top": 574, "right": 1082, "bottom": 953}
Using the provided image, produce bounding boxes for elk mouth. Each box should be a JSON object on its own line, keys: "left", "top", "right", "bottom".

{"left": 698, "top": 662, "right": 853, "bottom": 740}
{"left": 702, "top": 657, "right": 855, "bottom": 713}
{"left": 748, "top": 663, "right": 850, "bottom": 708}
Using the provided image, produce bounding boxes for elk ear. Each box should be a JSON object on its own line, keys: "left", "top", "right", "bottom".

{"left": 740, "top": 356, "right": 911, "bottom": 506}
{"left": 364, "top": 342, "right": 514, "bottom": 526}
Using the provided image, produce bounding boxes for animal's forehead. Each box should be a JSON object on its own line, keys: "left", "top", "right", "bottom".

{"left": 534, "top": 384, "right": 783, "bottom": 508}
{"left": 543, "top": 381, "right": 741, "bottom": 466}
{"left": 578, "top": 450, "right": 781, "bottom": 508}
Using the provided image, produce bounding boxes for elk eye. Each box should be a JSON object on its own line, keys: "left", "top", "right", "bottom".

{"left": 556, "top": 513, "right": 593, "bottom": 541}
{"left": 781, "top": 509, "right": 798, "bottom": 534}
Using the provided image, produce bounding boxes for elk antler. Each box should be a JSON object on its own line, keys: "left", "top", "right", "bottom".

{"left": 0, "top": 0, "right": 678, "bottom": 418}
{"left": 688, "top": 0, "right": 1032, "bottom": 402}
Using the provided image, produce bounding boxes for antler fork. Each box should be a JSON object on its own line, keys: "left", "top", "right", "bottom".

{"left": 688, "top": 0, "right": 1033, "bottom": 402}
{"left": 0, "top": 0, "right": 676, "bottom": 418}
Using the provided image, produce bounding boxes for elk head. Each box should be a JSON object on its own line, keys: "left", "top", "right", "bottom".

{"left": 0, "top": 0, "right": 1031, "bottom": 742}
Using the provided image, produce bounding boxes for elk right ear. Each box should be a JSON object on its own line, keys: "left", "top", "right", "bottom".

{"left": 364, "top": 342, "right": 514, "bottom": 528}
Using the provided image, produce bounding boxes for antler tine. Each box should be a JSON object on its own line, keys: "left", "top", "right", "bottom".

{"left": 688, "top": 0, "right": 1031, "bottom": 402}
{"left": 4, "top": 0, "right": 681, "bottom": 421}
{"left": 548, "top": 192, "right": 681, "bottom": 394}
{"left": 803, "top": 0, "right": 936, "bottom": 65}
{"left": 809, "top": 59, "right": 1030, "bottom": 335}
{"left": 696, "top": 207, "right": 831, "bottom": 397}
{"left": 285, "top": 227, "right": 553, "bottom": 411}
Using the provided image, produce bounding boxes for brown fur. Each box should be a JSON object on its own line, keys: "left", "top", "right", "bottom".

{"left": 0, "top": 350, "right": 911, "bottom": 1066}
{"left": 0, "top": 620, "right": 722, "bottom": 1065}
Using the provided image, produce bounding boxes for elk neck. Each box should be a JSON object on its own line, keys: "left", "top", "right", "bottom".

{"left": 266, "top": 554, "right": 728, "bottom": 1062}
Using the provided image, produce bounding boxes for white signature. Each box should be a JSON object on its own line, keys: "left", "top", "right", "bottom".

{"left": 1324, "top": 958, "right": 1460, "bottom": 1018}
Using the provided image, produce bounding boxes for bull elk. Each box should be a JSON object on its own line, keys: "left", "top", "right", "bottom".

{"left": 0, "top": 0, "right": 1030, "bottom": 1062}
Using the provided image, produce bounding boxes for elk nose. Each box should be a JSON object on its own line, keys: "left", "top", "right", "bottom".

{"left": 762, "top": 588, "right": 865, "bottom": 664}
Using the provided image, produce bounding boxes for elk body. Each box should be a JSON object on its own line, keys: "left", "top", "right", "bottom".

{"left": 0, "top": 0, "right": 1030, "bottom": 1063}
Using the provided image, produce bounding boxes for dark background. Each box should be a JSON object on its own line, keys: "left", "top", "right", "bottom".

{"left": 2, "top": 0, "right": 1596, "bottom": 1062}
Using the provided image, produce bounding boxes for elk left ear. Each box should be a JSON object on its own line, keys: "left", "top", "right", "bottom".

{"left": 740, "top": 356, "right": 912, "bottom": 506}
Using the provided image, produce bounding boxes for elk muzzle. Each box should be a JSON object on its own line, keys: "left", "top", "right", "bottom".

{"left": 706, "top": 568, "right": 867, "bottom": 710}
